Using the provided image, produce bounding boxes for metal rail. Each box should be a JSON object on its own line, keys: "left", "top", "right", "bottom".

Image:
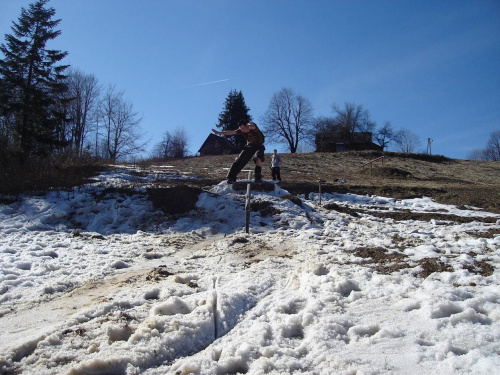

{"left": 362, "top": 155, "right": 385, "bottom": 172}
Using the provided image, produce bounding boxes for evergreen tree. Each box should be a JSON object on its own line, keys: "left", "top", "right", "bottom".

{"left": 215, "top": 89, "right": 252, "bottom": 150}
{"left": 0, "top": 0, "right": 69, "bottom": 159}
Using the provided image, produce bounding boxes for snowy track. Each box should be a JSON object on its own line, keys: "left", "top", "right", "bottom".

{"left": 1, "top": 168, "right": 499, "bottom": 374}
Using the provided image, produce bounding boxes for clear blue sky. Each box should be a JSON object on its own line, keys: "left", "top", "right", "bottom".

{"left": 1, "top": 0, "right": 499, "bottom": 159}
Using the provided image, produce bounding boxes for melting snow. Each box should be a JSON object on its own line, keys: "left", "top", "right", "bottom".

{"left": 0, "top": 167, "right": 499, "bottom": 374}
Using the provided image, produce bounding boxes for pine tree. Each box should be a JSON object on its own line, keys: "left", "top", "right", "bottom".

{"left": 215, "top": 89, "right": 252, "bottom": 150}
{"left": 0, "top": 0, "right": 69, "bottom": 159}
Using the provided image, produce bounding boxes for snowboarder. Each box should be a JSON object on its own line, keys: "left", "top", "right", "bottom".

{"left": 271, "top": 149, "right": 281, "bottom": 182}
{"left": 212, "top": 120, "right": 265, "bottom": 183}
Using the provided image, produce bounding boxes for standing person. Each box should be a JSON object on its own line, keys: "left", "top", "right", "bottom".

{"left": 271, "top": 149, "right": 281, "bottom": 182}
{"left": 212, "top": 120, "right": 265, "bottom": 183}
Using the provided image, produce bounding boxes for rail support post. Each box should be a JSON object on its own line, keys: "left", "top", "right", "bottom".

{"left": 245, "top": 170, "right": 252, "bottom": 233}
{"left": 318, "top": 179, "right": 326, "bottom": 206}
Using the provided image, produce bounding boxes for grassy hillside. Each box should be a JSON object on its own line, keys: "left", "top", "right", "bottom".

{"left": 147, "top": 151, "right": 500, "bottom": 213}
{"left": 2, "top": 151, "right": 498, "bottom": 214}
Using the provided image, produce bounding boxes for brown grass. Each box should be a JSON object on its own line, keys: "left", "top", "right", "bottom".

{"left": 3, "top": 151, "right": 498, "bottom": 216}
{"left": 0, "top": 155, "right": 106, "bottom": 196}
{"left": 148, "top": 151, "right": 500, "bottom": 214}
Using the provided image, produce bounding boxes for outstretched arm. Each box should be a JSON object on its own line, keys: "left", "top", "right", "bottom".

{"left": 212, "top": 128, "right": 237, "bottom": 136}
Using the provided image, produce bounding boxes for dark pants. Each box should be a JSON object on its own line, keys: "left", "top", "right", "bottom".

{"left": 271, "top": 167, "right": 281, "bottom": 181}
{"left": 227, "top": 145, "right": 265, "bottom": 181}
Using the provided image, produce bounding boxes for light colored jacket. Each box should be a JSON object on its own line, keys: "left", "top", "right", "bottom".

{"left": 271, "top": 153, "right": 281, "bottom": 167}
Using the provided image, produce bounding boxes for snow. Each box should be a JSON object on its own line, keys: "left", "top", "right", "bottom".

{"left": 0, "top": 166, "right": 499, "bottom": 374}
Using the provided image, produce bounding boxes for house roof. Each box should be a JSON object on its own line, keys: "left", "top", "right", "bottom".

{"left": 198, "top": 134, "right": 239, "bottom": 154}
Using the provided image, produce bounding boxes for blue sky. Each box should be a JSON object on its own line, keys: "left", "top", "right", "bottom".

{"left": 1, "top": 0, "right": 499, "bottom": 159}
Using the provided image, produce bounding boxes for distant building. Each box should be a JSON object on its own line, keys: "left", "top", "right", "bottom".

{"left": 198, "top": 134, "right": 240, "bottom": 156}
{"left": 315, "top": 131, "right": 383, "bottom": 153}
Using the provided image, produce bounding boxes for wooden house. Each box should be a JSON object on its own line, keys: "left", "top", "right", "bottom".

{"left": 198, "top": 134, "right": 240, "bottom": 156}
{"left": 315, "top": 131, "right": 383, "bottom": 153}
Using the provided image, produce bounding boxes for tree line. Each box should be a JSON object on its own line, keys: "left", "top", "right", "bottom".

{"left": 4, "top": 0, "right": 494, "bottom": 173}
{"left": 0, "top": 0, "right": 438, "bottom": 172}
{"left": 0, "top": 0, "right": 146, "bottom": 171}
{"left": 212, "top": 88, "right": 424, "bottom": 155}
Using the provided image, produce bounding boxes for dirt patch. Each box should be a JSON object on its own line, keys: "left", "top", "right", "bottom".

{"left": 352, "top": 247, "right": 495, "bottom": 278}
{"left": 322, "top": 203, "right": 498, "bottom": 224}
{"left": 466, "top": 228, "right": 500, "bottom": 239}
{"left": 373, "top": 167, "right": 414, "bottom": 179}
{"left": 147, "top": 185, "right": 202, "bottom": 215}
{"left": 363, "top": 209, "right": 498, "bottom": 224}
{"left": 353, "top": 247, "right": 410, "bottom": 275}
{"left": 463, "top": 260, "right": 494, "bottom": 277}
{"left": 251, "top": 200, "right": 282, "bottom": 217}
{"left": 324, "top": 203, "right": 360, "bottom": 217}
{"left": 146, "top": 265, "right": 174, "bottom": 282}
{"left": 417, "top": 258, "right": 453, "bottom": 278}
{"left": 281, "top": 194, "right": 303, "bottom": 207}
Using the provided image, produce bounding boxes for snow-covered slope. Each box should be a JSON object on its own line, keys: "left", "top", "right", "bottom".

{"left": 0, "top": 167, "right": 499, "bottom": 374}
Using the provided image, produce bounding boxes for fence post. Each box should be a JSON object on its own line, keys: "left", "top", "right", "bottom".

{"left": 245, "top": 170, "right": 252, "bottom": 233}
{"left": 318, "top": 179, "right": 326, "bottom": 206}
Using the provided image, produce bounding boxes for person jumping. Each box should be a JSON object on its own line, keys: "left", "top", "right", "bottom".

{"left": 212, "top": 120, "right": 265, "bottom": 183}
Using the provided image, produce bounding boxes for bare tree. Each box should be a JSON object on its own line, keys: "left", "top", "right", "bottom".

{"left": 468, "top": 130, "right": 500, "bottom": 161}
{"left": 151, "top": 132, "right": 172, "bottom": 160}
{"left": 467, "top": 148, "right": 486, "bottom": 161}
{"left": 331, "top": 103, "right": 376, "bottom": 144}
{"left": 260, "top": 88, "right": 314, "bottom": 153}
{"left": 393, "top": 129, "right": 421, "bottom": 153}
{"left": 374, "top": 121, "right": 395, "bottom": 150}
{"left": 66, "top": 68, "right": 101, "bottom": 156}
{"left": 484, "top": 131, "right": 500, "bottom": 161}
{"left": 152, "top": 127, "right": 189, "bottom": 159}
{"left": 170, "top": 128, "right": 189, "bottom": 158}
{"left": 99, "top": 85, "right": 146, "bottom": 162}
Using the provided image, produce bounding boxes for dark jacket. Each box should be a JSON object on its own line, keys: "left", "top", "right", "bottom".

{"left": 236, "top": 125, "right": 265, "bottom": 147}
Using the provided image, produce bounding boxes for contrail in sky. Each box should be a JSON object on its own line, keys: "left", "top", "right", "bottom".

{"left": 183, "top": 78, "right": 229, "bottom": 88}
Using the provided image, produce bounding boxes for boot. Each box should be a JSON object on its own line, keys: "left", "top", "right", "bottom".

{"left": 254, "top": 166, "right": 262, "bottom": 183}
{"left": 226, "top": 157, "right": 246, "bottom": 183}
